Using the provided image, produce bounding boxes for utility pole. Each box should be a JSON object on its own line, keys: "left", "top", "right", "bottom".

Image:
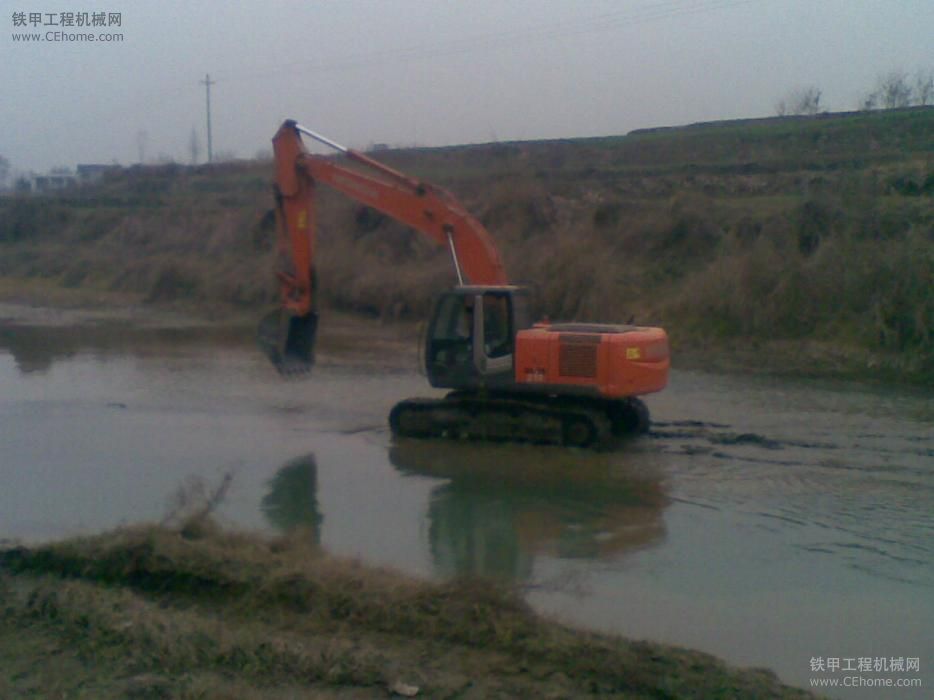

{"left": 200, "top": 73, "right": 215, "bottom": 163}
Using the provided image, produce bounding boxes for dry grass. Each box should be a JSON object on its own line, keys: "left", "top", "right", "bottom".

{"left": 1, "top": 107, "right": 932, "bottom": 383}
{"left": 1, "top": 521, "right": 814, "bottom": 698}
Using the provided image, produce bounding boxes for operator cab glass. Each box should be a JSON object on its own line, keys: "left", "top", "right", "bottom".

{"left": 426, "top": 287, "right": 526, "bottom": 389}
{"left": 481, "top": 293, "right": 511, "bottom": 358}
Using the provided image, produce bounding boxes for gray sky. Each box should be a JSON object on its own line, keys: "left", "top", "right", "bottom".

{"left": 2, "top": 0, "right": 932, "bottom": 173}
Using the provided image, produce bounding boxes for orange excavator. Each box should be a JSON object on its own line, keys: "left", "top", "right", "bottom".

{"left": 258, "top": 120, "right": 669, "bottom": 447}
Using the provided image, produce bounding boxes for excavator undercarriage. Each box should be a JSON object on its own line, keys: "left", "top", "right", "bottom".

{"left": 390, "top": 392, "right": 649, "bottom": 448}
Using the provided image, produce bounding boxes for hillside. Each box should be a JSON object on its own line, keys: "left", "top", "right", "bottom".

{"left": 2, "top": 108, "right": 932, "bottom": 383}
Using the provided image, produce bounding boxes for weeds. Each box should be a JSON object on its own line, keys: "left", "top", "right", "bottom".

{"left": 0, "top": 521, "right": 814, "bottom": 698}
{"left": 161, "top": 472, "right": 234, "bottom": 538}
{"left": 1, "top": 107, "right": 932, "bottom": 382}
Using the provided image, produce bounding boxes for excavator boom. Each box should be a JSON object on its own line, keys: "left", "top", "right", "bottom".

{"left": 259, "top": 120, "right": 507, "bottom": 372}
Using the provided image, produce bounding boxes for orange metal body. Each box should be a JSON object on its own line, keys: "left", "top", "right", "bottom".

{"left": 272, "top": 121, "right": 506, "bottom": 316}
{"left": 514, "top": 324, "right": 669, "bottom": 398}
{"left": 270, "top": 120, "right": 668, "bottom": 401}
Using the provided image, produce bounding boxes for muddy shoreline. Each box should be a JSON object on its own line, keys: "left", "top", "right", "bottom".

{"left": 0, "top": 521, "right": 815, "bottom": 699}
{"left": 0, "top": 287, "right": 923, "bottom": 388}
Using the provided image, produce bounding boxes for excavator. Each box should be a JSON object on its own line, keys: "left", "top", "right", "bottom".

{"left": 257, "top": 120, "right": 669, "bottom": 447}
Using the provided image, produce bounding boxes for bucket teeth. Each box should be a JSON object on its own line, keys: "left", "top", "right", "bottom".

{"left": 273, "top": 357, "right": 313, "bottom": 377}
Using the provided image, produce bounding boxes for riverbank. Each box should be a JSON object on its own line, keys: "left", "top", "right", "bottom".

{"left": 2, "top": 109, "right": 931, "bottom": 387}
{"left": 0, "top": 517, "right": 814, "bottom": 699}
{"left": 0, "top": 280, "right": 925, "bottom": 388}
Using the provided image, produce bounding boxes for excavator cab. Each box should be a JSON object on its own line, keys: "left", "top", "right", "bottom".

{"left": 426, "top": 286, "right": 531, "bottom": 390}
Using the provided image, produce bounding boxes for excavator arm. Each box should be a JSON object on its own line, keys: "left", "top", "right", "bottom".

{"left": 259, "top": 120, "right": 507, "bottom": 372}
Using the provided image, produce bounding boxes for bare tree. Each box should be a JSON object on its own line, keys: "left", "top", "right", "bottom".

{"left": 775, "top": 86, "right": 822, "bottom": 116}
{"left": 859, "top": 92, "right": 878, "bottom": 111}
{"left": 914, "top": 68, "right": 934, "bottom": 106}
{"left": 878, "top": 70, "right": 912, "bottom": 109}
{"left": 797, "top": 86, "right": 822, "bottom": 115}
{"left": 189, "top": 127, "right": 201, "bottom": 165}
{"left": 0, "top": 155, "right": 9, "bottom": 189}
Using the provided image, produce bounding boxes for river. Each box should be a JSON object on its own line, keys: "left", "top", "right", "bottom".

{"left": 0, "top": 311, "right": 930, "bottom": 698}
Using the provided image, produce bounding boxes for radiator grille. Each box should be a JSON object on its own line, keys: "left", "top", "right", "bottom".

{"left": 558, "top": 335, "right": 598, "bottom": 378}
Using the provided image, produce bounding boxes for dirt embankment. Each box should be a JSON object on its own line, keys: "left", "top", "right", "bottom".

{"left": 1, "top": 108, "right": 932, "bottom": 384}
{"left": 0, "top": 519, "right": 814, "bottom": 699}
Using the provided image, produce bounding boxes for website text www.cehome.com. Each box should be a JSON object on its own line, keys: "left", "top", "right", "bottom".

{"left": 12, "top": 31, "right": 123, "bottom": 42}
{"left": 810, "top": 676, "right": 922, "bottom": 690}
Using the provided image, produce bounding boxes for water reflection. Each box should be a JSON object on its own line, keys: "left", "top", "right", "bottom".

{"left": 0, "top": 322, "right": 246, "bottom": 374}
{"left": 390, "top": 440, "right": 669, "bottom": 581}
{"left": 0, "top": 325, "right": 79, "bottom": 373}
{"left": 261, "top": 453, "right": 323, "bottom": 543}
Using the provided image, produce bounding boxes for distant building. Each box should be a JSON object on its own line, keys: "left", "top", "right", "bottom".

{"left": 32, "top": 173, "right": 76, "bottom": 192}
{"left": 14, "top": 164, "right": 120, "bottom": 194}
{"left": 14, "top": 176, "right": 33, "bottom": 193}
{"left": 76, "top": 163, "right": 120, "bottom": 183}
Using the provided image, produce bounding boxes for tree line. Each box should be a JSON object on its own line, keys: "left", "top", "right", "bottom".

{"left": 776, "top": 68, "right": 933, "bottom": 116}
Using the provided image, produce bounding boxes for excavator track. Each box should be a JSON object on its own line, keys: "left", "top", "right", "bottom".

{"left": 389, "top": 392, "right": 649, "bottom": 448}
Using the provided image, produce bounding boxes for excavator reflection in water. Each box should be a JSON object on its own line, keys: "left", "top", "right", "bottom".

{"left": 261, "top": 453, "right": 323, "bottom": 545}
{"left": 390, "top": 441, "right": 669, "bottom": 581}
{"left": 262, "top": 445, "right": 668, "bottom": 583}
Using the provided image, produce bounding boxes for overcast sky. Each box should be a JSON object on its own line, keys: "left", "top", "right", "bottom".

{"left": 2, "top": 0, "right": 932, "bottom": 173}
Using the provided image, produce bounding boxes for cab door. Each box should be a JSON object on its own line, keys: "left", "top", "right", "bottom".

{"left": 426, "top": 289, "right": 522, "bottom": 390}
{"left": 471, "top": 291, "right": 514, "bottom": 379}
{"left": 425, "top": 292, "right": 478, "bottom": 389}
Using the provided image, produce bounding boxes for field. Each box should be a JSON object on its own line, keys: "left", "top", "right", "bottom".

{"left": 1, "top": 107, "right": 932, "bottom": 384}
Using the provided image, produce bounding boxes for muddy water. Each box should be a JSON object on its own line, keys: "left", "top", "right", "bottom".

{"left": 0, "top": 316, "right": 931, "bottom": 697}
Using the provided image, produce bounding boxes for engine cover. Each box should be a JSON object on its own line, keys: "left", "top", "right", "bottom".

{"left": 514, "top": 322, "right": 669, "bottom": 398}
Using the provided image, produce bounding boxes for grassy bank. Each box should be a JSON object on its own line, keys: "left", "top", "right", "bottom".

{"left": 0, "top": 519, "right": 814, "bottom": 698}
{"left": 1, "top": 108, "right": 932, "bottom": 384}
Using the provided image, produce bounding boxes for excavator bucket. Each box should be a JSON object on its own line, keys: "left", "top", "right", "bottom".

{"left": 257, "top": 308, "right": 318, "bottom": 375}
